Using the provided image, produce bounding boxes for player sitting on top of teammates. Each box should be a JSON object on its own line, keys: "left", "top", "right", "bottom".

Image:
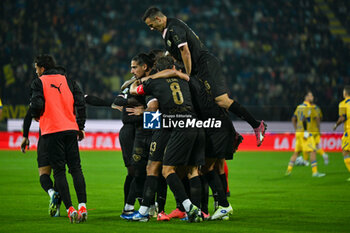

{"left": 333, "top": 85, "right": 350, "bottom": 181}
{"left": 142, "top": 6, "right": 266, "bottom": 147}
{"left": 285, "top": 90, "right": 325, "bottom": 177}
{"left": 298, "top": 101, "right": 329, "bottom": 166}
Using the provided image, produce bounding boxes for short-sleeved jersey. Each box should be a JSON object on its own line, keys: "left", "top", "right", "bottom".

{"left": 293, "top": 101, "right": 312, "bottom": 132}
{"left": 162, "top": 18, "right": 208, "bottom": 75}
{"left": 339, "top": 97, "right": 350, "bottom": 132}
{"left": 307, "top": 104, "right": 322, "bottom": 134}
{"left": 142, "top": 77, "right": 195, "bottom": 116}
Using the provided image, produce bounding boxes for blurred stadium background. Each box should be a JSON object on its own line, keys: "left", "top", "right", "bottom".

{"left": 1, "top": 0, "right": 349, "bottom": 126}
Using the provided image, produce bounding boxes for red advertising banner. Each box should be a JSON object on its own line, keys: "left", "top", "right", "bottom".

{"left": 0, "top": 132, "right": 343, "bottom": 151}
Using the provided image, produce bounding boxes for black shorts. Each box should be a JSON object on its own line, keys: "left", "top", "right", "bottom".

{"left": 189, "top": 76, "right": 227, "bottom": 120}
{"left": 163, "top": 128, "right": 205, "bottom": 166}
{"left": 196, "top": 53, "right": 228, "bottom": 98}
{"left": 119, "top": 123, "right": 135, "bottom": 167}
{"left": 149, "top": 129, "right": 171, "bottom": 162}
{"left": 187, "top": 128, "right": 205, "bottom": 166}
{"left": 42, "top": 131, "right": 81, "bottom": 172}
{"left": 37, "top": 136, "right": 50, "bottom": 168}
{"left": 131, "top": 126, "right": 152, "bottom": 167}
{"left": 205, "top": 116, "right": 236, "bottom": 160}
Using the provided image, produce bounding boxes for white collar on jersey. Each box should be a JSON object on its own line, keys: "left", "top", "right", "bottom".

{"left": 162, "top": 28, "right": 168, "bottom": 39}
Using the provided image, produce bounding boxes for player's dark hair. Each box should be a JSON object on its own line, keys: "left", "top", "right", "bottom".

{"left": 305, "top": 89, "right": 312, "bottom": 97}
{"left": 174, "top": 60, "right": 184, "bottom": 71}
{"left": 132, "top": 53, "right": 154, "bottom": 70}
{"left": 156, "top": 56, "right": 174, "bottom": 71}
{"left": 344, "top": 86, "right": 350, "bottom": 96}
{"left": 148, "top": 49, "right": 164, "bottom": 61}
{"left": 142, "top": 6, "right": 164, "bottom": 21}
{"left": 302, "top": 89, "right": 312, "bottom": 100}
{"left": 34, "top": 54, "right": 56, "bottom": 70}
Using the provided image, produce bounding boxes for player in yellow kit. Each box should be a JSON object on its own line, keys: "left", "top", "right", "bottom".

{"left": 333, "top": 86, "right": 350, "bottom": 181}
{"left": 285, "top": 91, "right": 325, "bottom": 177}
{"left": 301, "top": 103, "right": 329, "bottom": 165}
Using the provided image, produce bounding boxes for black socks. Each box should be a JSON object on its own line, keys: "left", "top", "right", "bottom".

{"left": 229, "top": 101, "right": 260, "bottom": 128}
{"left": 40, "top": 174, "right": 53, "bottom": 193}
{"left": 205, "top": 170, "right": 229, "bottom": 207}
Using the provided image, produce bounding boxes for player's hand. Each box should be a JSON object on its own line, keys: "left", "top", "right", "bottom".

{"left": 135, "top": 79, "right": 142, "bottom": 85}
{"left": 303, "top": 131, "right": 310, "bottom": 139}
{"left": 77, "top": 130, "right": 85, "bottom": 141}
{"left": 111, "top": 104, "right": 123, "bottom": 111}
{"left": 333, "top": 124, "right": 337, "bottom": 131}
{"left": 177, "top": 71, "right": 190, "bottom": 81}
{"left": 126, "top": 106, "right": 145, "bottom": 116}
{"left": 21, "top": 137, "right": 30, "bottom": 153}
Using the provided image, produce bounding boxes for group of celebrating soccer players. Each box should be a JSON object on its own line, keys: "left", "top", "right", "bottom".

{"left": 84, "top": 7, "right": 266, "bottom": 223}
{"left": 21, "top": 5, "right": 350, "bottom": 225}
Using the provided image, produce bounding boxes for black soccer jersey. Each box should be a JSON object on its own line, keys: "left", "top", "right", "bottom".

{"left": 142, "top": 77, "right": 195, "bottom": 116}
{"left": 163, "top": 18, "right": 208, "bottom": 75}
{"left": 122, "top": 85, "right": 146, "bottom": 124}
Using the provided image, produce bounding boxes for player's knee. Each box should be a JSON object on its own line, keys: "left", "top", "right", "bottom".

{"left": 215, "top": 159, "right": 225, "bottom": 173}
{"left": 187, "top": 166, "right": 199, "bottom": 179}
{"left": 38, "top": 166, "right": 51, "bottom": 176}
{"left": 215, "top": 95, "right": 233, "bottom": 109}
{"left": 146, "top": 163, "right": 160, "bottom": 176}
{"left": 162, "top": 166, "right": 174, "bottom": 178}
{"left": 202, "top": 158, "right": 216, "bottom": 173}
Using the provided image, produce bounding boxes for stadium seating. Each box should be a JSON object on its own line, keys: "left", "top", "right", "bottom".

{"left": 0, "top": 0, "right": 349, "bottom": 120}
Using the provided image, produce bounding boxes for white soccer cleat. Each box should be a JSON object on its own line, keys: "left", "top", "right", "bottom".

{"left": 312, "top": 172, "right": 326, "bottom": 178}
{"left": 149, "top": 204, "right": 157, "bottom": 218}
{"left": 210, "top": 204, "right": 233, "bottom": 220}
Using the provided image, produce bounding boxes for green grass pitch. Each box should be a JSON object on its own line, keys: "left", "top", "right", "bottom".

{"left": 0, "top": 150, "right": 349, "bottom": 233}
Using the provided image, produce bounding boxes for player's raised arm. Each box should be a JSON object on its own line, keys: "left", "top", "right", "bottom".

{"left": 179, "top": 44, "right": 191, "bottom": 75}
{"left": 85, "top": 95, "right": 114, "bottom": 107}
{"left": 129, "top": 79, "right": 143, "bottom": 95}
{"left": 121, "top": 76, "right": 136, "bottom": 91}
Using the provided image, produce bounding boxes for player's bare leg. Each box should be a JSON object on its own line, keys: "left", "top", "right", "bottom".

{"left": 310, "top": 151, "right": 325, "bottom": 177}
{"left": 285, "top": 152, "right": 299, "bottom": 176}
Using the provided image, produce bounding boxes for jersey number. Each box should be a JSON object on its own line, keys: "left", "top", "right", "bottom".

{"left": 170, "top": 82, "right": 184, "bottom": 105}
